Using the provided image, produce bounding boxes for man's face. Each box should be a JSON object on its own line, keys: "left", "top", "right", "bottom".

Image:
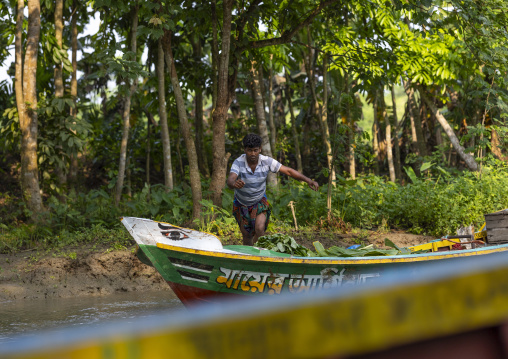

{"left": 245, "top": 147, "right": 261, "bottom": 163}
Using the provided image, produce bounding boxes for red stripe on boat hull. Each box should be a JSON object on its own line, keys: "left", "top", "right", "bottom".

{"left": 166, "top": 281, "right": 242, "bottom": 307}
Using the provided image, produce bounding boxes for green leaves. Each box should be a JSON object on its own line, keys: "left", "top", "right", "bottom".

{"left": 258, "top": 234, "right": 406, "bottom": 257}
{"left": 196, "top": 199, "right": 237, "bottom": 237}
{"left": 384, "top": 238, "right": 399, "bottom": 250}
{"left": 420, "top": 161, "right": 433, "bottom": 172}
{"left": 313, "top": 241, "right": 400, "bottom": 257}
{"left": 404, "top": 167, "right": 418, "bottom": 184}
{"left": 3, "top": 107, "right": 17, "bottom": 121}
{"left": 43, "top": 33, "right": 73, "bottom": 73}
{"left": 105, "top": 55, "right": 147, "bottom": 82}
{"left": 257, "top": 233, "right": 314, "bottom": 257}
{"left": 1, "top": 106, "right": 20, "bottom": 150}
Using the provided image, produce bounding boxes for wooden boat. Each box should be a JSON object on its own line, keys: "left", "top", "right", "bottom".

{"left": 121, "top": 216, "right": 508, "bottom": 307}
{"left": 6, "top": 249, "right": 508, "bottom": 359}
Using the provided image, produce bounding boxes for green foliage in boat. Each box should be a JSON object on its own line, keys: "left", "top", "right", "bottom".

{"left": 312, "top": 242, "right": 399, "bottom": 257}
{"left": 258, "top": 234, "right": 414, "bottom": 257}
{"left": 257, "top": 234, "right": 315, "bottom": 257}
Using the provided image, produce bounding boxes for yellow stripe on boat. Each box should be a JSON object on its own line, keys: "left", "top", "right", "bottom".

{"left": 156, "top": 242, "right": 508, "bottom": 264}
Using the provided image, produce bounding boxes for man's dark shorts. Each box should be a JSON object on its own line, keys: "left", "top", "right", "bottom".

{"left": 232, "top": 195, "right": 271, "bottom": 235}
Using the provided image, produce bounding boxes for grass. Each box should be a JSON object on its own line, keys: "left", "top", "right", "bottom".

{"left": 0, "top": 224, "right": 134, "bottom": 254}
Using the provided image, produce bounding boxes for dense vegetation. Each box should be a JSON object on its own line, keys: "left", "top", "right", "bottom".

{"left": 0, "top": 0, "right": 507, "bottom": 251}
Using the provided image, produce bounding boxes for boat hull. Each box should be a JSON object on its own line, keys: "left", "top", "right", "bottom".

{"left": 122, "top": 217, "right": 508, "bottom": 306}
{"left": 166, "top": 281, "right": 243, "bottom": 306}
{"left": 137, "top": 242, "right": 508, "bottom": 306}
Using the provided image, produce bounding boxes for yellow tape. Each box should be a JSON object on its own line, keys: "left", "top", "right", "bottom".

{"left": 8, "top": 258, "right": 508, "bottom": 359}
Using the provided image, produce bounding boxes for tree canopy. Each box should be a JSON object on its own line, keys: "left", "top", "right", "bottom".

{"left": 0, "top": 0, "right": 507, "bottom": 243}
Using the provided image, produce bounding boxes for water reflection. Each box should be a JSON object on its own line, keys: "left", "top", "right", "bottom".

{"left": 0, "top": 290, "right": 184, "bottom": 343}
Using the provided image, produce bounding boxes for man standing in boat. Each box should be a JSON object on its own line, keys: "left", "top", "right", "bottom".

{"left": 227, "top": 133, "right": 319, "bottom": 246}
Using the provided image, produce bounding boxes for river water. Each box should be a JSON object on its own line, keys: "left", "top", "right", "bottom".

{"left": 0, "top": 290, "right": 184, "bottom": 344}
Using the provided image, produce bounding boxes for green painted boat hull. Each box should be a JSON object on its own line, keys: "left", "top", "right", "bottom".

{"left": 122, "top": 217, "right": 508, "bottom": 306}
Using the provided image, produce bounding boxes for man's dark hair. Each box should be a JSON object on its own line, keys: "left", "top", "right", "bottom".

{"left": 243, "top": 133, "right": 262, "bottom": 148}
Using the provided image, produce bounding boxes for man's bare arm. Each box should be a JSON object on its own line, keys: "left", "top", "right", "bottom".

{"left": 279, "top": 165, "right": 319, "bottom": 191}
{"left": 227, "top": 172, "right": 245, "bottom": 189}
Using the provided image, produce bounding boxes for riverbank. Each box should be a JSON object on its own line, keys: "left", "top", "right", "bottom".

{"left": 0, "top": 246, "right": 170, "bottom": 301}
{"left": 0, "top": 230, "right": 434, "bottom": 302}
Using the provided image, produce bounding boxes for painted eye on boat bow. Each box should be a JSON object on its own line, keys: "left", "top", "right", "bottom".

{"left": 157, "top": 223, "right": 190, "bottom": 241}
{"left": 161, "top": 230, "right": 189, "bottom": 241}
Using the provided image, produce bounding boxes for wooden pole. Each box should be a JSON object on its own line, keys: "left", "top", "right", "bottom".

{"left": 288, "top": 201, "right": 298, "bottom": 230}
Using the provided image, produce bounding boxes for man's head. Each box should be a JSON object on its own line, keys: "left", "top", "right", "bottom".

{"left": 243, "top": 133, "right": 262, "bottom": 163}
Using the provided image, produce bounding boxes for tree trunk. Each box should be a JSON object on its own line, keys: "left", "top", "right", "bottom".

{"left": 324, "top": 55, "right": 332, "bottom": 216}
{"left": 54, "top": 0, "right": 63, "bottom": 98}
{"left": 346, "top": 76, "right": 355, "bottom": 179}
{"left": 321, "top": 54, "right": 335, "bottom": 186}
{"left": 420, "top": 102, "right": 431, "bottom": 156}
{"left": 145, "top": 110, "right": 152, "bottom": 186}
{"left": 250, "top": 61, "right": 277, "bottom": 187}
{"left": 156, "top": 38, "right": 174, "bottom": 191}
{"left": 163, "top": 31, "right": 203, "bottom": 221}
{"left": 208, "top": 0, "right": 233, "bottom": 207}
{"left": 115, "top": 5, "right": 138, "bottom": 205}
{"left": 101, "top": 89, "right": 107, "bottom": 118}
{"left": 304, "top": 41, "right": 334, "bottom": 185}
{"left": 191, "top": 37, "right": 210, "bottom": 177}
{"left": 70, "top": 0, "right": 78, "bottom": 115}
{"left": 284, "top": 70, "right": 303, "bottom": 173}
{"left": 16, "top": 0, "right": 44, "bottom": 215}
{"left": 409, "top": 103, "right": 418, "bottom": 153}
{"left": 385, "top": 91, "right": 396, "bottom": 182}
{"left": 54, "top": 0, "right": 67, "bottom": 189}
{"left": 302, "top": 110, "right": 311, "bottom": 171}
{"left": 211, "top": 0, "right": 219, "bottom": 112}
{"left": 348, "top": 123, "right": 356, "bottom": 180}
{"left": 491, "top": 129, "right": 508, "bottom": 162}
{"left": 68, "top": 0, "right": 78, "bottom": 188}
{"left": 194, "top": 88, "right": 209, "bottom": 177}
{"left": 175, "top": 130, "right": 184, "bottom": 178}
{"left": 391, "top": 86, "right": 401, "bottom": 182}
{"left": 251, "top": 62, "right": 273, "bottom": 157}
{"left": 403, "top": 78, "right": 427, "bottom": 156}
{"left": 420, "top": 91, "right": 478, "bottom": 171}
{"left": 274, "top": 86, "right": 283, "bottom": 132}
{"left": 435, "top": 126, "right": 446, "bottom": 162}
{"left": 470, "top": 106, "right": 480, "bottom": 150}
{"left": 447, "top": 143, "right": 453, "bottom": 166}
{"left": 206, "top": 0, "right": 333, "bottom": 206}
{"left": 126, "top": 155, "right": 132, "bottom": 198}
{"left": 267, "top": 56, "right": 276, "bottom": 155}
{"left": 372, "top": 94, "right": 380, "bottom": 175}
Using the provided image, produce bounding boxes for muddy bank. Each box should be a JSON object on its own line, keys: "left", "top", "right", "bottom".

{"left": 0, "top": 247, "right": 170, "bottom": 302}
{"left": 0, "top": 230, "right": 434, "bottom": 302}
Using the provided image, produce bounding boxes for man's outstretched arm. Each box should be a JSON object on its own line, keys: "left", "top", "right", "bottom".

{"left": 279, "top": 165, "right": 319, "bottom": 191}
